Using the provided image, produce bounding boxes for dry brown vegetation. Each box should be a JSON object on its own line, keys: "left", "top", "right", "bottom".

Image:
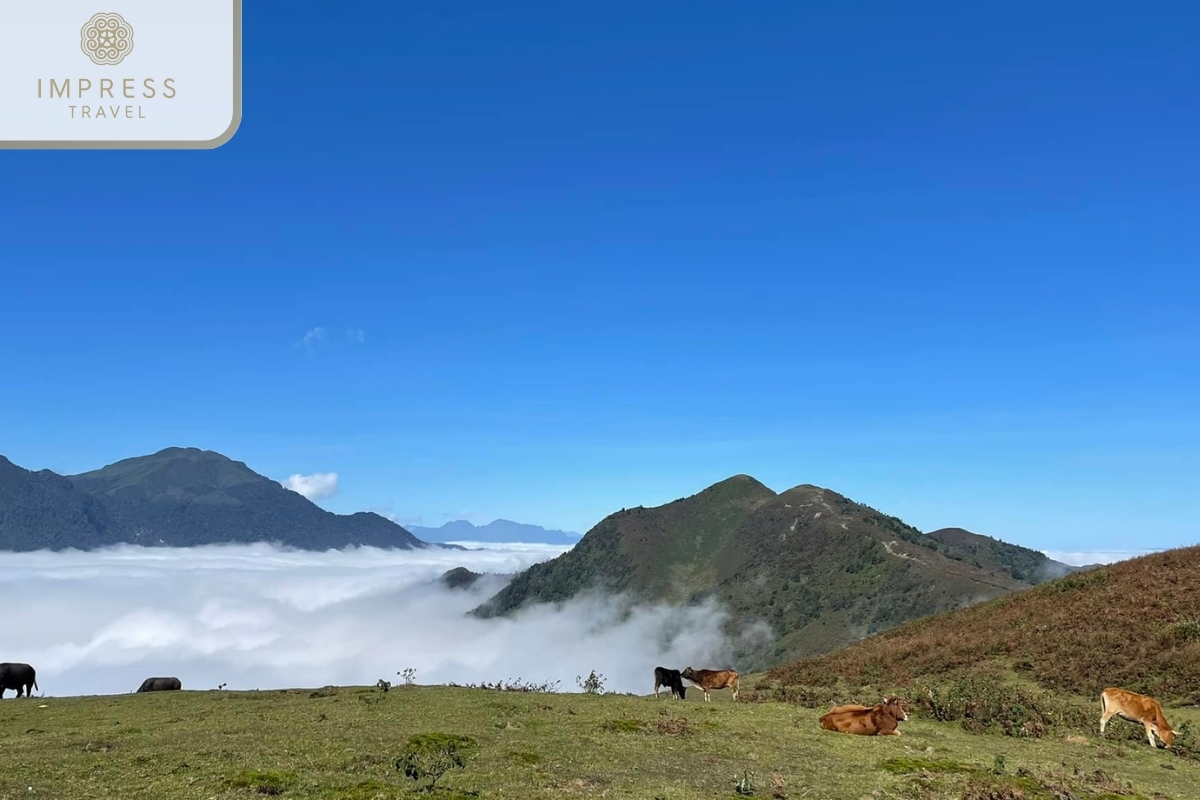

{"left": 768, "top": 545, "right": 1200, "bottom": 701}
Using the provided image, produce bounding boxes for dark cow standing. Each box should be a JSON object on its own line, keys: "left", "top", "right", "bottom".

{"left": 0, "top": 662, "right": 38, "bottom": 698}
{"left": 653, "top": 666, "right": 686, "bottom": 700}
{"left": 137, "top": 677, "right": 182, "bottom": 693}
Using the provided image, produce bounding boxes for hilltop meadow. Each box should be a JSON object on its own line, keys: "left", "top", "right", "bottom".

{"left": 1, "top": 677, "right": 1198, "bottom": 800}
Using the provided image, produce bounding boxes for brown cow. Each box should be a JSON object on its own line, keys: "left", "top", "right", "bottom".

{"left": 1100, "top": 687, "right": 1177, "bottom": 749}
{"left": 680, "top": 667, "right": 740, "bottom": 703}
{"left": 820, "top": 697, "right": 909, "bottom": 736}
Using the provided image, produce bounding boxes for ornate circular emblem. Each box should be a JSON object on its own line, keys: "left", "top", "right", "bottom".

{"left": 80, "top": 13, "right": 134, "bottom": 66}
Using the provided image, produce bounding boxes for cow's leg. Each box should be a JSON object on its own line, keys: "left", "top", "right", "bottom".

{"left": 881, "top": 730, "right": 901, "bottom": 736}
{"left": 654, "top": 680, "right": 660, "bottom": 699}
{"left": 1144, "top": 722, "right": 1158, "bottom": 748}
{"left": 1099, "top": 709, "right": 1114, "bottom": 735}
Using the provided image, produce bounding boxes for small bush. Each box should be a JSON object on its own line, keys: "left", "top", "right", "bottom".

{"left": 576, "top": 670, "right": 606, "bottom": 695}
{"left": 398, "top": 668, "right": 417, "bottom": 686}
{"left": 376, "top": 679, "right": 391, "bottom": 694}
{"left": 448, "top": 677, "right": 560, "bottom": 693}
{"left": 733, "top": 770, "right": 755, "bottom": 795}
{"left": 913, "top": 677, "right": 1090, "bottom": 738}
{"left": 1038, "top": 569, "right": 1111, "bottom": 594}
{"left": 394, "top": 733, "right": 477, "bottom": 791}
{"left": 1172, "top": 721, "right": 1200, "bottom": 763}
{"left": 762, "top": 684, "right": 847, "bottom": 708}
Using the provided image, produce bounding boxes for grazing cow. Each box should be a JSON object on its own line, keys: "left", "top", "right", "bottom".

{"left": 820, "top": 697, "right": 909, "bottom": 736}
{"left": 680, "top": 667, "right": 740, "bottom": 703}
{"left": 653, "top": 667, "right": 686, "bottom": 700}
{"left": 1100, "top": 687, "right": 1176, "bottom": 749}
{"left": 137, "top": 677, "right": 182, "bottom": 693}
{"left": 0, "top": 663, "right": 38, "bottom": 699}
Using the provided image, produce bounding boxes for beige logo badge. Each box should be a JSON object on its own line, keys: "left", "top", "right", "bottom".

{"left": 81, "top": 13, "right": 135, "bottom": 66}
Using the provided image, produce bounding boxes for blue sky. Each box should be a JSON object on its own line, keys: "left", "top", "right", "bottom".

{"left": 1, "top": 1, "right": 1197, "bottom": 556}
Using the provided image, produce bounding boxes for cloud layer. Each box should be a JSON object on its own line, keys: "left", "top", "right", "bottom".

{"left": 281, "top": 472, "right": 339, "bottom": 500}
{"left": 0, "top": 543, "right": 742, "bottom": 699}
{"left": 1043, "top": 549, "right": 1155, "bottom": 567}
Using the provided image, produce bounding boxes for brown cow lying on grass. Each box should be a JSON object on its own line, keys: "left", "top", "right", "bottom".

{"left": 680, "top": 667, "right": 740, "bottom": 703}
{"left": 1100, "top": 687, "right": 1177, "bottom": 749}
{"left": 820, "top": 697, "right": 909, "bottom": 736}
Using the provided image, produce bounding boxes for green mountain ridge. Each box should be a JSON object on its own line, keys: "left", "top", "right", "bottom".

{"left": 473, "top": 475, "right": 1076, "bottom": 667}
{"left": 0, "top": 447, "right": 430, "bottom": 551}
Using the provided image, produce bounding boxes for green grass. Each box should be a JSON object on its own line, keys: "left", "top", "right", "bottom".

{"left": 2, "top": 685, "right": 1198, "bottom": 799}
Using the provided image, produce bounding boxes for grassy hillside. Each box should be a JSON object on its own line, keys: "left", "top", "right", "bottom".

{"left": 473, "top": 475, "right": 777, "bottom": 615}
{"left": 1, "top": 684, "right": 1197, "bottom": 799}
{"left": 768, "top": 545, "right": 1200, "bottom": 702}
{"left": 475, "top": 477, "right": 1067, "bottom": 667}
{"left": 926, "top": 528, "right": 1077, "bottom": 584}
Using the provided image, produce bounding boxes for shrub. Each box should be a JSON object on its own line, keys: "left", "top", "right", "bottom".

{"left": 394, "top": 733, "right": 478, "bottom": 791}
{"left": 398, "top": 668, "right": 417, "bottom": 686}
{"left": 576, "top": 670, "right": 606, "bottom": 695}
{"left": 1172, "top": 721, "right": 1200, "bottom": 763}
{"left": 912, "top": 677, "right": 1090, "bottom": 738}
{"left": 733, "top": 770, "right": 755, "bottom": 795}
{"left": 448, "top": 678, "right": 560, "bottom": 693}
{"left": 376, "top": 679, "right": 391, "bottom": 694}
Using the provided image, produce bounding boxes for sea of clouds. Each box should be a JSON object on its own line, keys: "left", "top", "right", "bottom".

{"left": 0, "top": 543, "right": 745, "bottom": 699}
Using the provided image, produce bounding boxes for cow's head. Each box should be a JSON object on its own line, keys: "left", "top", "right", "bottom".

{"left": 681, "top": 667, "right": 698, "bottom": 682}
{"left": 1155, "top": 721, "right": 1176, "bottom": 747}
{"left": 883, "top": 696, "right": 909, "bottom": 721}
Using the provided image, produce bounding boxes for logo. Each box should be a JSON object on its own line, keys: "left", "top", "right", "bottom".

{"left": 80, "top": 13, "right": 134, "bottom": 66}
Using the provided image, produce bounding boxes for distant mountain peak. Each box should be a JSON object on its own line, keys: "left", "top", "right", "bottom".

{"left": 1, "top": 448, "right": 431, "bottom": 552}
{"left": 408, "top": 518, "right": 581, "bottom": 545}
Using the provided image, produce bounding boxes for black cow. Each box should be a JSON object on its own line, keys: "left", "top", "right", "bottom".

{"left": 653, "top": 666, "right": 686, "bottom": 700}
{"left": 136, "top": 677, "right": 182, "bottom": 693}
{"left": 0, "top": 662, "right": 38, "bottom": 698}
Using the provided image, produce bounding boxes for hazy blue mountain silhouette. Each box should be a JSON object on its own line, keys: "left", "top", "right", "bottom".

{"left": 408, "top": 518, "right": 582, "bottom": 545}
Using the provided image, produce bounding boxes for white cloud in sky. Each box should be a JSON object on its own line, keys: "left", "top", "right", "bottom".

{"left": 299, "top": 326, "right": 326, "bottom": 354}
{"left": 1043, "top": 550, "right": 1155, "bottom": 567}
{"left": 281, "top": 472, "right": 339, "bottom": 500}
{"left": 0, "top": 543, "right": 743, "bottom": 699}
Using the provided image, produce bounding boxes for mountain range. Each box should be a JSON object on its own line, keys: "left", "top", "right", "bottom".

{"left": 408, "top": 519, "right": 582, "bottom": 545}
{"left": 471, "top": 474, "right": 1077, "bottom": 666}
{"left": 0, "top": 447, "right": 432, "bottom": 551}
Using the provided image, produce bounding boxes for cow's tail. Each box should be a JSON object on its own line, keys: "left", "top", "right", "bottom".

{"left": 33, "top": 679, "right": 39, "bottom": 692}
